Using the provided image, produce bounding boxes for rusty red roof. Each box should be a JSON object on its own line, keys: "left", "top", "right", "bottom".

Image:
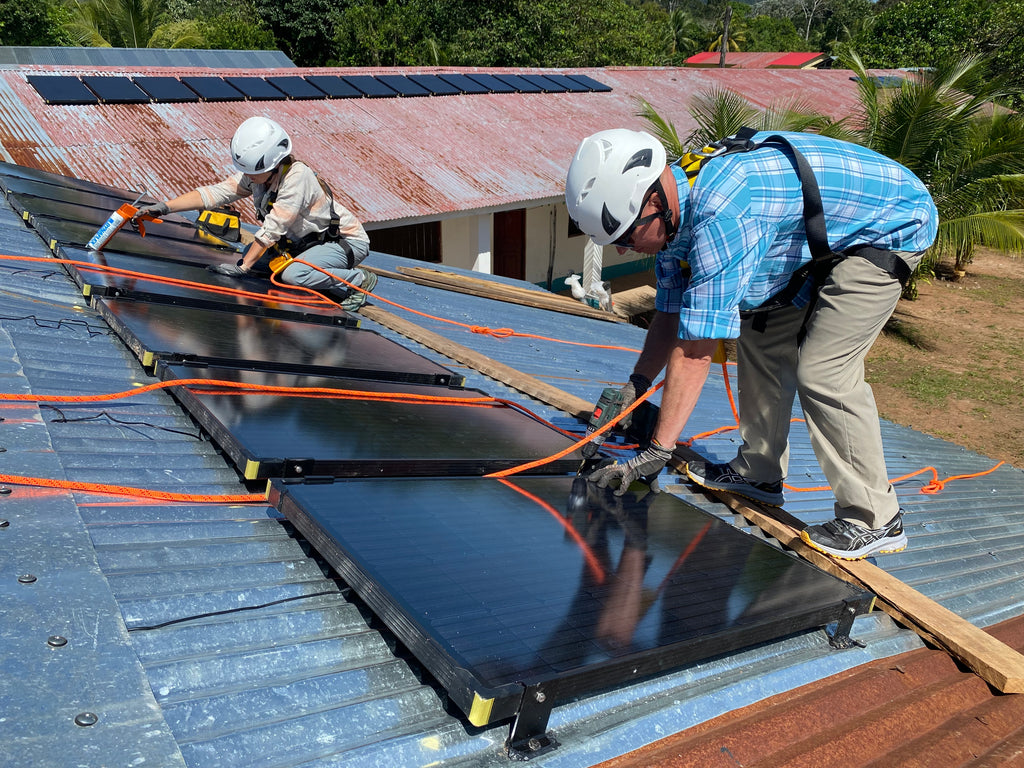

{"left": 0, "top": 64, "right": 865, "bottom": 227}
{"left": 685, "top": 51, "right": 828, "bottom": 69}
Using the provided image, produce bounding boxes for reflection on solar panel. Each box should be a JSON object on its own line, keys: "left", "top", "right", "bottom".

{"left": 0, "top": 174, "right": 170, "bottom": 216}
{"left": 437, "top": 74, "right": 491, "bottom": 94}
{"left": 465, "top": 73, "right": 516, "bottom": 93}
{"left": 81, "top": 76, "right": 150, "bottom": 104}
{"left": 374, "top": 75, "right": 430, "bottom": 97}
{"left": 564, "top": 73, "right": 613, "bottom": 92}
{"left": 407, "top": 74, "right": 462, "bottom": 96}
{"left": 224, "top": 76, "right": 287, "bottom": 100}
{"left": 271, "top": 476, "right": 873, "bottom": 751}
{"left": 180, "top": 77, "right": 245, "bottom": 101}
{"left": 160, "top": 363, "right": 584, "bottom": 479}
{"left": 493, "top": 74, "right": 542, "bottom": 93}
{"left": 266, "top": 76, "right": 327, "bottom": 100}
{"left": 95, "top": 297, "right": 459, "bottom": 384}
{"left": 303, "top": 75, "right": 363, "bottom": 98}
{"left": 132, "top": 76, "right": 199, "bottom": 103}
{"left": 27, "top": 75, "right": 98, "bottom": 105}
{"left": 342, "top": 75, "right": 397, "bottom": 98}
{"left": 59, "top": 246, "right": 354, "bottom": 326}
{"left": 0, "top": 161, "right": 138, "bottom": 197}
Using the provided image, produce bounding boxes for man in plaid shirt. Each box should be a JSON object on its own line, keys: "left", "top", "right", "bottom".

{"left": 566, "top": 128, "right": 937, "bottom": 560}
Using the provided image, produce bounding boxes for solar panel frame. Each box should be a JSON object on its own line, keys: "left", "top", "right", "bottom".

{"left": 374, "top": 74, "right": 431, "bottom": 97}
{"left": 491, "top": 74, "right": 543, "bottom": 93}
{"left": 436, "top": 73, "right": 491, "bottom": 94}
{"left": 271, "top": 476, "right": 874, "bottom": 731}
{"left": 341, "top": 75, "right": 399, "bottom": 98}
{"left": 540, "top": 74, "right": 593, "bottom": 93}
{"left": 517, "top": 74, "right": 569, "bottom": 93}
{"left": 132, "top": 76, "right": 200, "bottom": 103}
{"left": 159, "top": 363, "right": 586, "bottom": 479}
{"left": 302, "top": 75, "right": 364, "bottom": 99}
{"left": 26, "top": 75, "right": 98, "bottom": 105}
{"left": 464, "top": 73, "right": 517, "bottom": 93}
{"left": 180, "top": 76, "right": 246, "bottom": 102}
{"left": 266, "top": 76, "right": 328, "bottom": 100}
{"left": 562, "top": 73, "right": 613, "bottom": 92}
{"left": 224, "top": 76, "right": 289, "bottom": 101}
{"left": 80, "top": 76, "right": 151, "bottom": 104}
{"left": 407, "top": 74, "right": 462, "bottom": 96}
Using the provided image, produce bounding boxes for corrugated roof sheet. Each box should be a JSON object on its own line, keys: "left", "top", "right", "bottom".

{"left": 0, "top": 65, "right": 867, "bottom": 227}
{"left": 685, "top": 51, "right": 829, "bottom": 69}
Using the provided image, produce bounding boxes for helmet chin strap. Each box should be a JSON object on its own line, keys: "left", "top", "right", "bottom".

{"left": 628, "top": 176, "right": 679, "bottom": 244}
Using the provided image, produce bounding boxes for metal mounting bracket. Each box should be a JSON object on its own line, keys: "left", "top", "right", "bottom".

{"left": 506, "top": 684, "right": 557, "bottom": 760}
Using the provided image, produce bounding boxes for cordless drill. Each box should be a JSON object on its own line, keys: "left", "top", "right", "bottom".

{"left": 581, "top": 386, "right": 632, "bottom": 460}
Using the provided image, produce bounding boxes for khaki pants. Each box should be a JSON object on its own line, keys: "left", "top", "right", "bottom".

{"left": 730, "top": 252, "right": 921, "bottom": 529}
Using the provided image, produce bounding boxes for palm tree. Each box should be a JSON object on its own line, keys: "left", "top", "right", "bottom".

{"left": 65, "top": 0, "right": 168, "bottom": 47}
{"left": 843, "top": 51, "right": 1024, "bottom": 278}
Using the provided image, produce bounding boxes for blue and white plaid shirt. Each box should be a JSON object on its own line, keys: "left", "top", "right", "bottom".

{"left": 655, "top": 131, "right": 938, "bottom": 340}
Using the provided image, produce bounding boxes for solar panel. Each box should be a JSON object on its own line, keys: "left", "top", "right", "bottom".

{"left": 57, "top": 246, "right": 355, "bottom": 327}
{"left": 407, "top": 74, "right": 462, "bottom": 96}
{"left": 492, "top": 74, "right": 543, "bottom": 93}
{"left": 0, "top": 162, "right": 141, "bottom": 199}
{"left": 224, "top": 76, "right": 288, "bottom": 101}
{"left": 80, "top": 76, "right": 151, "bottom": 104}
{"left": 563, "top": 73, "right": 613, "bottom": 92}
{"left": 374, "top": 74, "right": 430, "bottom": 97}
{"left": 436, "top": 74, "right": 491, "bottom": 94}
{"left": 342, "top": 75, "right": 398, "bottom": 98}
{"left": 27, "top": 75, "right": 98, "bottom": 105}
{"left": 266, "top": 76, "right": 327, "bottom": 100}
{"left": 180, "top": 77, "right": 246, "bottom": 101}
{"left": 28, "top": 213, "right": 238, "bottom": 257}
{"left": 271, "top": 475, "right": 873, "bottom": 743}
{"left": 159, "top": 363, "right": 585, "bottom": 479}
{"left": 464, "top": 73, "right": 517, "bottom": 93}
{"left": 539, "top": 74, "right": 593, "bottom": 93}
{"left": 132, "top": 76, "right": 199, "bottom": 103}
{"left": 517, "top": 74, "right": 569, "bottom": 93}
{"left": 302, "top": 75, "right": 363, "bottom": 99}
{"left": 94, "top": 297, "right": 460, "bottom": 385}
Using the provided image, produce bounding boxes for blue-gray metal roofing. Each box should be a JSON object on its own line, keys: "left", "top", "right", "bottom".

{"left": 0, "top": 46, "right": 295, "bottom": 69}
{"left": 3, "top": 198, "right": 1024, "bottom": 766}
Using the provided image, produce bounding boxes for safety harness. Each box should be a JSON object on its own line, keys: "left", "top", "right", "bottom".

{"left": 682, "top": 127, "right": 912, "bottom": 336}
{"left": 256, "top": 159, "right": 353, "bottom": 269}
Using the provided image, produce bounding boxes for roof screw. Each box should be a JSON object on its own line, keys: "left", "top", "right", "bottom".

{"left": 0, "top": 487, "right": 12, "bottom": 495}
{"left": 18, "top": 574, "right": 37, "bottom": 584}
{"left": 293, "top": 464, "right": 304, "bottom": 474}
{"left": 48, "top": 635, "right": 68, "bottom": 648}
{"left": 74, "top": 712, "right": 98, "bottom": 727}
{"left": 527, "top": 738, "right": 542, "bottom": 752}
{"left": 534, "top": 691, "right": 546, "bottom": 703}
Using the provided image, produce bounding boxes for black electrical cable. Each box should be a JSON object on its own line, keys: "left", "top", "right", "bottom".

{"left": 126, "top": 590, "right": 343, "bottom": 631}
{"left": 0, "top": 313, "right": 111, "bottom": 337}
{"left": 41, "top": 404, "right": 202, "bottom": 439}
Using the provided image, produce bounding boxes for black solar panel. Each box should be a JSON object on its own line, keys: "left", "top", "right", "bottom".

{"left": 224, "top": 76, "right": 288, "bottom": 101}
{"left": 266, "top": 76, "right": 327, "bottom": 100}
{"left": 342, "top": 75, "right": 398, "bottom": 98}
{"left": 29, "top": 215, "right": 238, "bottom": 260}
{"left": 563, "top": 73, "right": 613, "bottom": 92}
{"left": 407, "top": 74, "right": 462, "bottom": 96}
{"left": 272, "top": 476, "right": 873, "bottom": 734}
{"left": 160, "top": 364, "right": 585, "bottom": 479}
{"left": 540, "top": 73, "right": 593, "bottom": 93}
{"left": 492, "top": 74, "right": 543, "bottom": 93}
{"left": 0, "top": 161, "right": 145, "bottom": 198}
{"left": 95, "top": 298, "right": 457, "bottom": 384}
{"left": 27, "top": 75, "right": 98, "bottom": 105}
{"left": 132, "top": 76, "right": 200, "bottom": 103}
{"left": 180, "top": 76, "right": 246, "bottom": 101}
{"left": 464, "top": 73, "right": 517, "bottom": 93}
{"left": 436, "top": 73, "right": 491, "bottom": 94}
{"left": 517, "top": 74, "right": 569, "bottom": 93}
{"left": 80, "top": 76, "right": 151, "bottom": 104}
{"left": 374, "top": 74, "right": 430, "bottom": 97}
{"left": 303, "top": 75, "right": 363, "bottom": 99}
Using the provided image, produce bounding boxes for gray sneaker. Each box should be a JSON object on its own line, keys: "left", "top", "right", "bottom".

{"left": 685, "top": 460, "right": 784, "bottom": 506}
{"left": 800, "top": 511, "right": 908, "bottom": 560}
{"left": 339, "top": 269, "right": 377, "bottom": 312}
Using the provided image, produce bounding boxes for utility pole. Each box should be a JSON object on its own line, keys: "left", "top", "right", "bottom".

{"left": 719, "top": 5, "right": 732, "bottom": 68}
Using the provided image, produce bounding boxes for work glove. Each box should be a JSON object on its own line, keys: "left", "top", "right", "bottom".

{"left": 208, "top": 260, "right": 249, "bottom": 277}
{"left": 617, "top": 372, "right": 651, "bottom": 413}
{"left": 587, "top": 439, "right": 673, "bottom": 496}
{"left": 134, "top": 202, "right": 168, "bottom": 220}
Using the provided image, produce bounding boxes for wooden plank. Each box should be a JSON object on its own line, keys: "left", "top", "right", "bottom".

{"left": 360, "top": 302, "right": 1024, "bottom": 694}
{"left": 366, "top": 264, "right": 623, "bottom": 323}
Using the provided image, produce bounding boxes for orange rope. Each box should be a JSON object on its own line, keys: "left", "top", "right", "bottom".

{"left": 0, "top": 472, "right": 265, "bottom": 503}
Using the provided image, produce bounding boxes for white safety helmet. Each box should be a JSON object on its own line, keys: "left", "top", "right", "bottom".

{"left": 565, "top": 129, "right": 667, "bottom": 246}
{"left": 230, "top": 116, "right": 292, "bottom": 175}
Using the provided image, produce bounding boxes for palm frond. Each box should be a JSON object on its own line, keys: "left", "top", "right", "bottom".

{"left": 634, "top": 98, "right": 686, "bottom": 160}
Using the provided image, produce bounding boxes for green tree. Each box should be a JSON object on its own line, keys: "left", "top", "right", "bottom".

{"left": 0, "top": 0, "right": 74, "bottom": 45}
{"left": 164, "top": 0, "right": 275, "bottom": 50}
{"left": 745, "top": 15, "right": 805, "bottom": 52}
{"left": 64, "top": 0, "right": 167, "bottom": 47}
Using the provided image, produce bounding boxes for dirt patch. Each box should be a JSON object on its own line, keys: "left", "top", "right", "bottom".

{"left": 866, "top": 247, "right": 1024, "bottom": 467}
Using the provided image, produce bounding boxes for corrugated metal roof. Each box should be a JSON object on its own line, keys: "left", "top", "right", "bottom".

{"left": 685, "top": 51, "right": 829, "bottom": 69}
{"left": 0, "top": 65, "right": 867, "bottom": 226}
